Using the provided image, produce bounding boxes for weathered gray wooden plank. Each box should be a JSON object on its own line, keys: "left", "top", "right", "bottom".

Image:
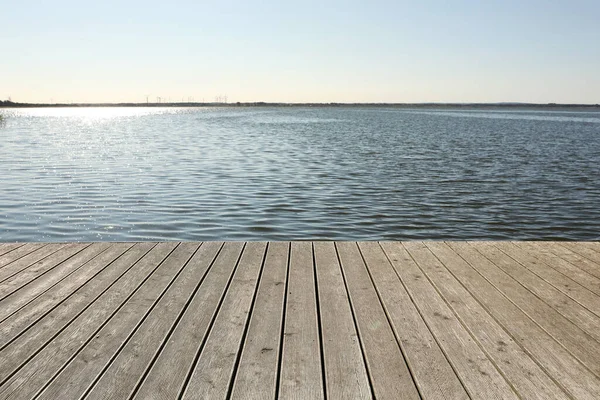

{"left": 278, "top": 241, "right": 324, "bottom": 399}
{"left": 84, "top": 242, "right": 222, "bottom": 400}
{"left": 509, "top": 241, "right": 600, "bottom": 298}
{"left": 2, "top": 241, "right": 599, "bottom": 400}
{"left": 35, "top": 243, "right": 201, "bottom": 400}
{"left": 337, "top": 242, "right": 419, "bottom": 400}
{"left": 0, "top": 243, "right": 154, "bottom": 352}
{"left": 0, "top": 242, "right": 111, "bottom": 321}
{"left": 132, "top": 242, "right": 244, "bottom": 400}
{"left": 0, "top": 242, "right": 174, "bottom": 390}
{"left": 391, "top": 242, "right": 518, "bottom": 400}
{"left": 559, "top": 242, "right": 600, "bottom": 265}
{"left": 0, "top": 244, "right": 65, "bottom": 283}
{"left": 552, "top": 241, "right": 600, "bottom": 266}
{"left": 579, "top": 242, "right": 600, "bottom": 253}
{"left": 543, "top": 242, "right": 600, "bottom": 279}
{"left": 230, "top": 242, "right": 289, "bottom": 400}
{"left": 359, "top": 242, "right": 468, "bottom": 400}
{"left": 0, "top": 242, "right": 179, "bottom": 400}
{"left": 0, "top": 244, "right": 26, "bottom": 258}
{"left": 424, "top": 242, "right": 571, "bottom": 400}
{"left": 315, "top": 242, "right": 371, "bottom": 400}
{"left": 469, "top": 241, "right": 600, "bottom": 375}
{"left": 447, "top": 241, "right": 600, "bottom": 399}
{"left": 0, "top": 243, "right": 133, "bottom": 349}
{"left": 0, "top": 243, "right": 88, "bottom": 300}
{"left": 474, "top": 243, "right": 600, "bottom": 343}
{"left": 182, "top": 242, "right": 267, "bottom": 399}
{"left": 0, "top": 243, "right": 45, "bottom": 270}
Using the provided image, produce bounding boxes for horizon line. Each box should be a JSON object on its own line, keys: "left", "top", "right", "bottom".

{"left": 2, "top": 100, "right": 600, "bottom": 108}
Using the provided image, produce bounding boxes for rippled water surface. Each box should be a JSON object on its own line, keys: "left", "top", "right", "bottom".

{"left": 1, "top": 106, "right": 599, "bottom": 241}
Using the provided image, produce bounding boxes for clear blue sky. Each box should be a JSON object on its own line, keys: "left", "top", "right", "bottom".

{"left": 2, "top": 0, "right": 599, "bottom": 104}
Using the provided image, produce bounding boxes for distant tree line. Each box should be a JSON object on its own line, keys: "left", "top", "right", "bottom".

{"left": 1, "top": 99, "right": 598, "bottom": 109}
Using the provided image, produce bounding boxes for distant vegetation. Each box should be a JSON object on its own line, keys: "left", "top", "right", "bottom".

{"left": 1, "top": 99, "right": 599, "bottom": 109}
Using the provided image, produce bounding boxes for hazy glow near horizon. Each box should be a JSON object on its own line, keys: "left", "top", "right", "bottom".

{"left": 2, "top": 0, "right": 599, "bottom": 104}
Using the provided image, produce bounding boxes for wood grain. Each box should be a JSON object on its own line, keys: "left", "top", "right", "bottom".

{"left": 0, "top": 241, "right": 599, "bottom": 399}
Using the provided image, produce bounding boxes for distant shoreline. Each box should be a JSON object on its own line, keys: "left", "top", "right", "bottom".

{"left": 1, "top": 101, "right": 599, "bottom": 110}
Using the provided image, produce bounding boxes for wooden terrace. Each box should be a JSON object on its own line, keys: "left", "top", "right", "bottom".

{"left": 0, "top": 241, "right": 600, "bottom": 399}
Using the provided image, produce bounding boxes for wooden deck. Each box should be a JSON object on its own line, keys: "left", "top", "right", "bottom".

{"left": 1, "top": 242, "right": 600, "bottom": 399}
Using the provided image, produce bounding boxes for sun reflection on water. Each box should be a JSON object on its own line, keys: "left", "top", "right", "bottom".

{"left": 9, "top": 107, "right": 185, "bottom": 120}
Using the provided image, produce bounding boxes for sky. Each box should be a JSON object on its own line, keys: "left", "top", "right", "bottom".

{"left": 1, "top": 0, "right": 599, "bottom": 104}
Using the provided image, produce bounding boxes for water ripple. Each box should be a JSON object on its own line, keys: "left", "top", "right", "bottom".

{"left": 1, "top": 106, "right": 599, "bottom": 241}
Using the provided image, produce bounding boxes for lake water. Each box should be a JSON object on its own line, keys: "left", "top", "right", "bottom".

{"left": 1, "top": 106, "right": 599, "bottom": 242}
